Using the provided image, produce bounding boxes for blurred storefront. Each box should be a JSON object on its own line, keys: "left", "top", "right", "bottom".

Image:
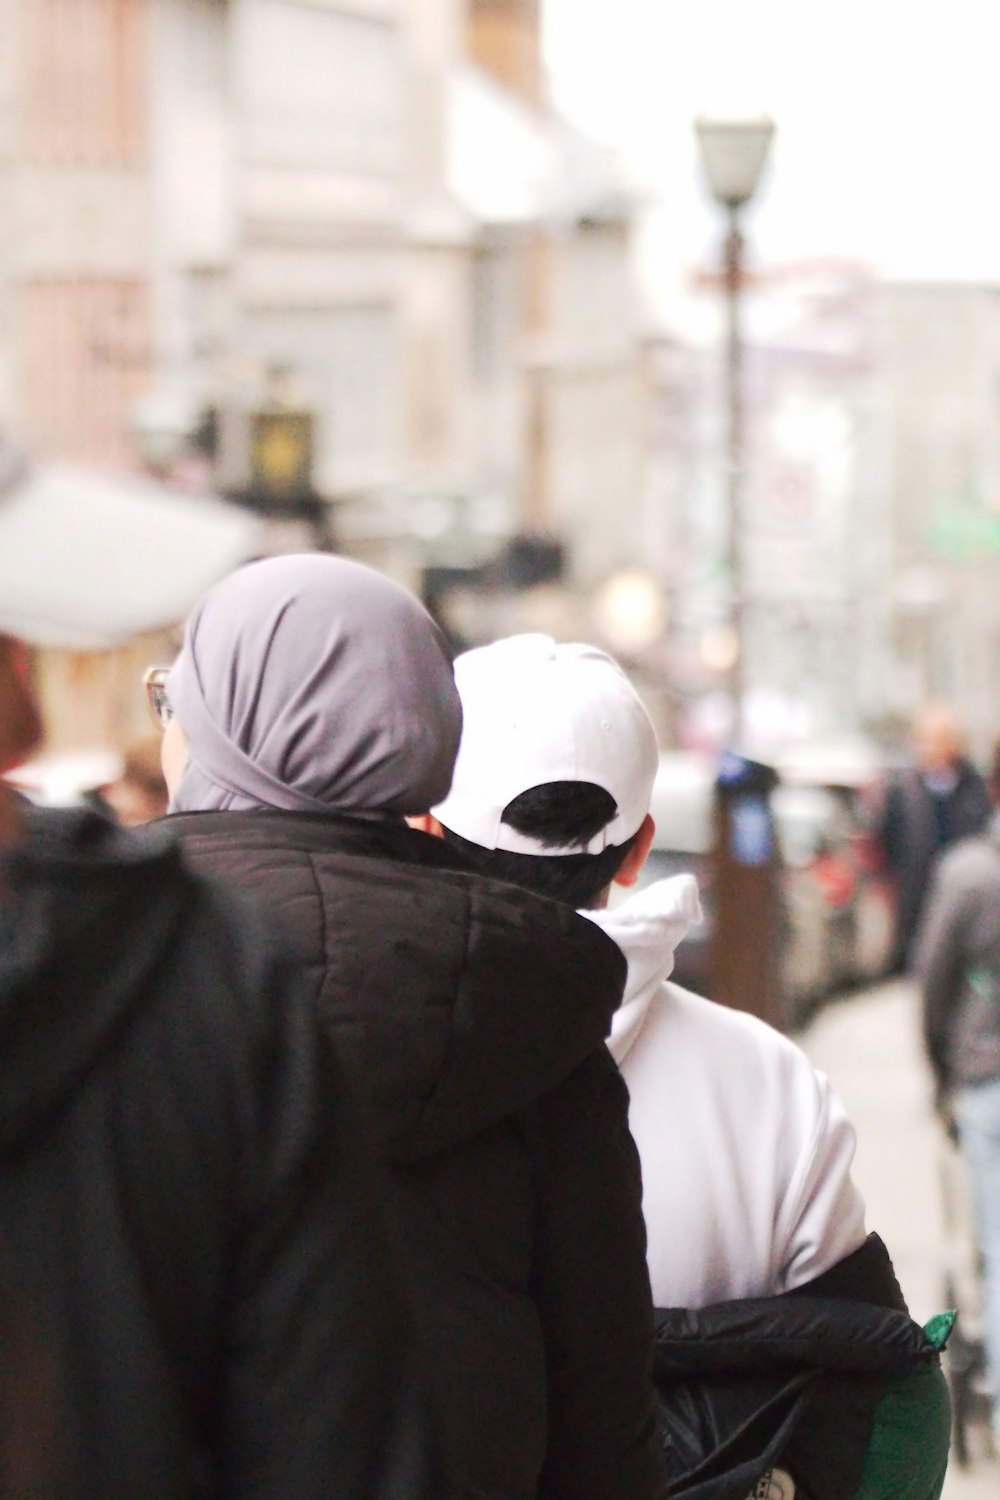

{"left": 0, "top": 0, "right": 663, "bottom": 755}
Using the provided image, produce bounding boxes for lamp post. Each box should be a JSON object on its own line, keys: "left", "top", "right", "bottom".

{"left": 694, "top": 115, "right": 774, "bottom": 744}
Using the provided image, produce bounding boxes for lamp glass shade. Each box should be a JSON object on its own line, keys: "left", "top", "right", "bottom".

{"left": 694, "top": 117, "right": 775, "bottom": 208}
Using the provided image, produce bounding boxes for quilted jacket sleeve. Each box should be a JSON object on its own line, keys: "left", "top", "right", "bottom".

{"left": 529, "top": 1047, "right": 669, "bottom": 1500}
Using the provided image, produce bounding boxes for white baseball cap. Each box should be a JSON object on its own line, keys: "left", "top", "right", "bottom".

{"left": 433, "top": 633, "right": 659, "bottom": 855}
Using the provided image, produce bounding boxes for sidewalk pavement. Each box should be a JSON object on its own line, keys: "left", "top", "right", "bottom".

{"left": 800, "top": 978, "right": 998, "bottom": 1498}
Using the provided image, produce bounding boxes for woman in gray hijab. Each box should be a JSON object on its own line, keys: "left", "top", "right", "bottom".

{"left": 162, "top": 553, "right": 667, "bottom": 1500}
{"left": 163, "top": 551, "right": 461, "bottom": 816}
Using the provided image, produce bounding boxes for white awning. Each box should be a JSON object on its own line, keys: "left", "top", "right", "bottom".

{"left": 447, "top": 65, "right": 635, "bottom": 228}
{"left": 0, "top": 462, "right": 263, "bottom": 648}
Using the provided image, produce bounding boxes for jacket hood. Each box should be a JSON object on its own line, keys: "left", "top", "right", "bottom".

{"left": 0, "top": 808, "right": 195, "bottom": 1154}
{"left": 168, "top": 810, "right": 630, "bottom": 1163}
{"left": 584, "top": 876, "right": 702, "bottom": 1066}
{"left": 390, "top": 862, "right": 631, "bottom": 1162}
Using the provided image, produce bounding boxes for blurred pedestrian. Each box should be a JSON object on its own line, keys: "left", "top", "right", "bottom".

{"left": 99, "top": 732, "right": 168, "bottom": 825}
{"left": 426, "top": 634, "right": 952, "bottom": 1500}
{"left": 869, "top": 702, "right": 990, "bottom": 968}
{"left": 0, "top": 531, "right": 436, "bottom": 1496}
{"left": 914, "top": 737, "right": 1000, "bottom": 1446}
{"left": 158, "top": 554, "right": 667, "bottom": 1500}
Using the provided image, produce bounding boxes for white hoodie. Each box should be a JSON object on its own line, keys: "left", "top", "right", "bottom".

{"left": 586, "top": 877, "right": 867, "bottom": 1310}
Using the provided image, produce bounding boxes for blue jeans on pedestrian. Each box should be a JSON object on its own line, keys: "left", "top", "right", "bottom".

{"left": 956, "top": 1074, "right": 1000, "bottom": 1433}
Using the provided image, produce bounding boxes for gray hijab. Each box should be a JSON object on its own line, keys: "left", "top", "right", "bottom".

{"left": 167, "top": 553, "right": 462, "bottom": 816}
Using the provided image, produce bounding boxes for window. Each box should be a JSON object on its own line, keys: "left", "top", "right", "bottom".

{"left": 20, "top": 0, "right": 146, "bottom": 165}
{"left": 19, "top": 278, "right": 151, "bottom": 463}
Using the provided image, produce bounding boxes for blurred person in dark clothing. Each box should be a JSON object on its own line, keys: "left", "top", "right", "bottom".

{"left": 0, "top": 536, "right": 436, "bottom": 1495}
{"left": 160, "top": 553, "right": 668, "bottom": 1500}
{"left": 869, "top": 702, "right": 990, "bottom": 968}
{"left": 914, "top": 738, "right": 1000, "bottom": 1445}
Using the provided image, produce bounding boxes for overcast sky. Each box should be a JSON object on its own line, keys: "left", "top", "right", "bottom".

{"left": 544, "top": 0, "right": 1000, "bottom": 318}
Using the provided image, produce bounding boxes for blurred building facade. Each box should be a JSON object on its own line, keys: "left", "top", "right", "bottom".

{"left": 0, "top": 0, "right": 151, "bottom": 465}
{"left": 463, "top": 0, "right": 647, "bottom": 588}
{"left": 0, "top": 0, "right": 651, "bottom": 585}
{"left": 341, "top": 0, "right": 650, "bottom": 599}
{"left": 878, "top": 283, "right": 1000, "bottom": 758}
{"left": 644, "top": 263, "right": 892, "bottom": 751}
{"left": 645, "top": 271, "right": 1000, "bottom": 759}
{"left": 0, "top": 0, "right": 660, "bottom": 757}
{"left": 0, "top": 0, "right": 409, "bottom": 488}
{"left": 151, "top": 0, "right": 408, "bottom": 498}
{"left": 741, "top": 266, "right": 889, "bottom": 748}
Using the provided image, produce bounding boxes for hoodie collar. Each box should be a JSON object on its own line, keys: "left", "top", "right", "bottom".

{"left": 583, "top": 876, "right": 702, "bottom": 1065}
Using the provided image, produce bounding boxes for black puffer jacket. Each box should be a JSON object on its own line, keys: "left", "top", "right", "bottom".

{"left": 652, "top": 1233, "right": 947, "bottom": 1499}
{"left": 170, "top": 809, "right": 667, "bottom": 1500}
{"left": 0, "top": 808, "right": 435, "bottom": 1499}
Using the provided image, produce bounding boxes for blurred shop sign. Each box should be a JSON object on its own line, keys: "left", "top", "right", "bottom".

{"left": 249, "top": 409, "right": 315, "bottom": 506}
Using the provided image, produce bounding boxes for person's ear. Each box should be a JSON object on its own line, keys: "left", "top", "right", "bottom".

{"left": 614, "top": 813, "right": 655, "bottom": 888}
{"left": 408, "top": 813, "right": 444, "bottom": 838}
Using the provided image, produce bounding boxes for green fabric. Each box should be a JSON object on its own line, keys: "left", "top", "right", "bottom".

{"left": 922, "top": 1311, "right": 956, "bottom": 1351}
{"left": 851, "top": 1319, "right": 953, "bottom": 1500}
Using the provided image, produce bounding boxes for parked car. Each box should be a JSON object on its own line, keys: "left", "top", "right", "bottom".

{"left": 637, "top": 746, "right": 896, "bottom": 1028}
{"left": 775, "top": 740, "right": 897, "bottom": 1001}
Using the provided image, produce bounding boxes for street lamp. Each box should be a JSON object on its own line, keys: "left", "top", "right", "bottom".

{"left": 694, "top": 115, "right": 774, "bottom": 743}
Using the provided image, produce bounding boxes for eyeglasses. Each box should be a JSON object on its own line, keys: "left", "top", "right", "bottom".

{"left": 143, "top": 666, "right": 173, "bottom": 730}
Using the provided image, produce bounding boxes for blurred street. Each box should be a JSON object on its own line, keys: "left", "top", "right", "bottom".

{"left": 7, "top": 4, "right": 1000, "bottom": 1492}
{"left": 801, "top": 980, "right": 999, "bottom": 1496}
